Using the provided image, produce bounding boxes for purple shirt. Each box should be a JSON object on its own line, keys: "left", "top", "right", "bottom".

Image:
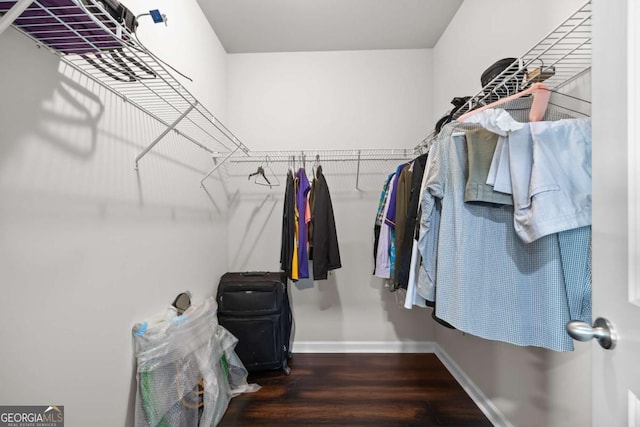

{"left": 296, "top": 168, "right": 311, "bottom": 278}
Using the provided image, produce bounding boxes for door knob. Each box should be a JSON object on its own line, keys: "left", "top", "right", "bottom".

{"left": 566, "top": 317, "right": 617, "bottom": 350}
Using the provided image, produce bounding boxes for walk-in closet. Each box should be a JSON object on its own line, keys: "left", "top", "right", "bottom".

{"left": 0, "top": 0, "right": 636, "bottom": 426}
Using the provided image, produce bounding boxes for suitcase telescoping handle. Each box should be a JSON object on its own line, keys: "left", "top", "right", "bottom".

{"left": 241, "top": 272, "right": 270, "bottom": 277}
{"left": 222, "top": 271, "right": 288, "bottom": 291}
{"left": 239, "top": 271, "right": 288, "bottom": 289}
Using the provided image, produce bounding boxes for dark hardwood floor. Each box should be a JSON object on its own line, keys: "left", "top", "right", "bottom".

{"left": 219, "top": 353, "right": 493, "bottom": 426}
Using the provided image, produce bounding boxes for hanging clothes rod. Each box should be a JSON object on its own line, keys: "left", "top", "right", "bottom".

{"left": 215, "top": 149, "right": 416, "bottom": 192}
{"left": 217, "top": 148, "right": 415, "bottom": 164}
{"left": 225, "top": 157, "right": 412, "bottom": 163}
{"left": 0, "top": 0, "right": 251, "bottom": 170}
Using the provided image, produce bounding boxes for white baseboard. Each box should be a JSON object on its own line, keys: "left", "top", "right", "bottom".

{"left": 290, "top": 340, "right": 511, "bottom": 427}
{"left": 434, "top": 343, "right": 513, "bottom": 427}
{"left": 291, "top": 340, "right": 436, "bottom": 353}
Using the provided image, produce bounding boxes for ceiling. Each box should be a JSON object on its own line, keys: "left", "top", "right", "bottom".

{"left": 197, "top": 0, "right": 464, "bottom": 54}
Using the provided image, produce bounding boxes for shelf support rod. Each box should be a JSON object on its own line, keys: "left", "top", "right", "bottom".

{"left": 200, "top": 146, "right": 241, "bottom": 187}
{"left": 0, "top": 0, "right": 34, "bottom": 36}
{"left": 135, "top": 102, "right": 197, "bottom": 170}
{"left": 355, "top": 150, "right": 362, "bottom": 191}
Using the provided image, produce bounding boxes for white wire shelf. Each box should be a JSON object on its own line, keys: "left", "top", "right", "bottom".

{"left": 0, "top": 0, "right": 250, "bottom": 168}
{"left": 413, "top": 1, "right": 592, "bottom": 151}
{"left": 450, "top": 0, "right": 591, "bottom": 120}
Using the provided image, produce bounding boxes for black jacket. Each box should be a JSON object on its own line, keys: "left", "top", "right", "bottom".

{"left": 312, "top": 166, "right": 341, "bottom": 279}
{"left": 280, "top": 171, "right": 295, "bottom": 278}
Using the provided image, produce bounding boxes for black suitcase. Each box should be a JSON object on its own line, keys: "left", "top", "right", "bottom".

{"left": 216, "top": 272, "right": 293, "bottom": 375}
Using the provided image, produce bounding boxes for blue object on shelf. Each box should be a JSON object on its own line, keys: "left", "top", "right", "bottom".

{"left": 150, "top": 9, "right": 164, "bottom": 23}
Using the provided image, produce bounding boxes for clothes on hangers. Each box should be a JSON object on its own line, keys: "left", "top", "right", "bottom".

{"left": 411, "top": 100, "right": 591, "bottom": 351}
{"left": 371, "top": 149, "right": 447, "bottom": 324}
{"left": 421, "top": 127, "right": 580, "bottom": 351}
{"left": 372, "top": 154, "right": 430, "bottom": 291}
{"left": 367, "top": 97, "right": 591, "bottom": 350}
{"left": 279, "top": 165, "right": 341, "bottom": 281}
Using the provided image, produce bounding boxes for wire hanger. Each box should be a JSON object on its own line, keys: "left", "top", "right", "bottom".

{"left": 415, "top": 130, "right": 436, "bottom": 155}
{"left": 301, "top": 152, "right": 306, "bottom": 170}
{"left": 312, "top": 154, "right": 320, "bottom": 179}
{"left": 248, "top": 156, "right": 280, "bottom": 188}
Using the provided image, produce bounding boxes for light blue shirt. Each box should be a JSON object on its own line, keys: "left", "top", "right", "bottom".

{"left": 508, "top": 119, "right": 592, "bottom": 243}
{"left": 418, "top": 127, "right": 591, "bottom": 352}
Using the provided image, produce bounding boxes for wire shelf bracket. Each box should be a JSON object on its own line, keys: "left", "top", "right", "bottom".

{"left": 0, "top": 0, "right": 32, "bottom": 36}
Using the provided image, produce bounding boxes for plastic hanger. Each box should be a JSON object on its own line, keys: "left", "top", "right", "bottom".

{"left": 248, "top": 166, "right": 270, "bottom": 185}
{"left": 248, "top": 157, "right": 280, "bottom": 188}
{"left": 457, "top": 82, "right": 551, "bottom": 123}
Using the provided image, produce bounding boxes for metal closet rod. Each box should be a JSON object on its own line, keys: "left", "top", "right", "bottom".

{"left": 216, "top": 148, "right": 415, "bottom": 162}
{"left": 214, "top": 149, "right": 416, "bottom": 192}
{"left": 225, "top": 157, "right": 413, "bottom": 163}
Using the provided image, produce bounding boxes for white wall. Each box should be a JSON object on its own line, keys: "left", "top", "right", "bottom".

{"left": 0, "top": 1, "right": 228, "bottom": 425}
{"left": 228, "top": 49, "right": 433, "bottom": 150}
{"left": 432, "top": 1, "right": 591, "bottom": 426}
{"left": 226, "top": 49, "right": 437, "bottom": 344}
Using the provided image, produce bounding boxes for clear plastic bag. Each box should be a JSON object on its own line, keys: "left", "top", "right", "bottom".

{"left": 132, "top": 297, "right": 260, "bottom": 427}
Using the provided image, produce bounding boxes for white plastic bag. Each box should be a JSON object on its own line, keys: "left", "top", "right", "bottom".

{"left": 132, "top": 297, "right": 259, "bottom": 427}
